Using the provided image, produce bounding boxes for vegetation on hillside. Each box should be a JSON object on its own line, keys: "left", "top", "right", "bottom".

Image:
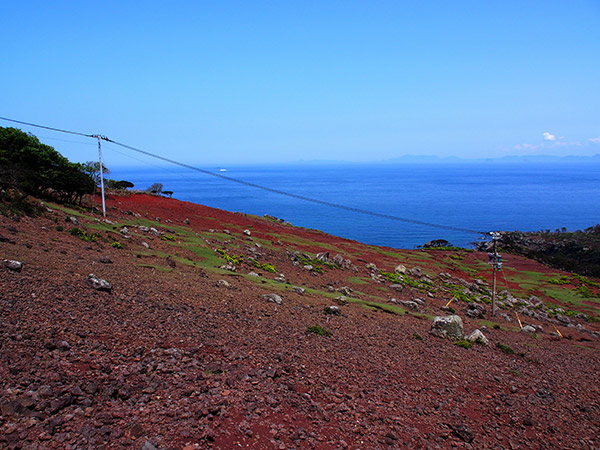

{"left": 0, "top": 127, "right": 95, "bottom": 205}
{"left": 482, "top": 227, "right": 600, "bottom": 277}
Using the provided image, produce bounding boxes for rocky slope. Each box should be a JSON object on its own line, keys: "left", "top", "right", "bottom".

{"left": 1, "top": 193, "right": 599, "bottom": 449}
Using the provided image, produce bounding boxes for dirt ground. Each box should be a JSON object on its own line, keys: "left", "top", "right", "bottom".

{"left": 1, "top": 193, "right": 598, "bottom": 449}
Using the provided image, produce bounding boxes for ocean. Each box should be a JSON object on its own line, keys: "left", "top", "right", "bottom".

{"left": 109, "top": 162, "right": 600, "bottom": 249}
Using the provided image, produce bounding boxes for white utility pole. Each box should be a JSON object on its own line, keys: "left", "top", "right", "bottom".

{"left": 96, "top": 135, "right": 107, "bottom": 218}
{"left": 488, "top": 232, "right": 502, "bottom": 316}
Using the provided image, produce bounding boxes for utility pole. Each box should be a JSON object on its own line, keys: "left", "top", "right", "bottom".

{"left": 94, "top": 135, "right": 109, "bottom": 218}
{"left": 488, "top": 232, "right": 502, "bottom": 316}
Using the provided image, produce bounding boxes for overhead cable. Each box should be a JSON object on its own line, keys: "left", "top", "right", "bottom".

{"left": 0, "top": 115, "right": 485, "bottom": 235}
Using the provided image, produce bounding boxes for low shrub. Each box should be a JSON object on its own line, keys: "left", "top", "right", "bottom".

{"left": 306, "top": 325, "right": 331, "bottom": 337}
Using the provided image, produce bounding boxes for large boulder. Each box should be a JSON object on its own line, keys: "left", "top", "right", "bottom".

{"left": 430, "top": 315, "right": 463, "bottom": 339}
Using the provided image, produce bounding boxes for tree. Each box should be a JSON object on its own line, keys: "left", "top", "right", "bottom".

{"left": 82, "top": 161, "right": 110, "bottom": 187}
{"left": 107, "top": 180, "right": 134, "bottom": 190}
{"left": 162, "top": 190, "right": 173, "bottom": 198}
{"left": 0, "top": 127, "right": 95, "bottom": 203}
{"left": 147, "top": 182, "right": 163, "bottom": 195}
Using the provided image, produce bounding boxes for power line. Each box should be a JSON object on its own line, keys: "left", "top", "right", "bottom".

{"left": 0, "top": 116, "right": 94, "bottom": 138}
{"left": 0, "top": 115, "right": 486, "bottom": 236}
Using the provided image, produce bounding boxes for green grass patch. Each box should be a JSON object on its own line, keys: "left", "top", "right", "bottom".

{"left": 306, "top": 325, "right": 331, "bottom": 336}
{"left": 346, "top": 276, "right": 370, "bottom": 285}
{"left": 496, "top": 342, "right": 515, "bottom": 354}
{"left": 453, "top": 339, "right": 472, "bottom": 349}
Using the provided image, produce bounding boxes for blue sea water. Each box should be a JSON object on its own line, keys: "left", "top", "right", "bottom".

{"left": 110, "top": 163, "right": 600, "bottom": 249}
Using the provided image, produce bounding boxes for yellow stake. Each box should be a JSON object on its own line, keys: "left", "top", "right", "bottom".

{"left": 445, "top": 298, "right": 453, "bottom": 307}
{"left": 553, "top": 324, "right": 563, "bottom": 338}
{"left": 515, "top": 311, "right": 523, "bottom": 329}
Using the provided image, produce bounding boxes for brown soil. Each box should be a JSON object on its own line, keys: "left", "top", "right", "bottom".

{"left": 1, "top": 193, "right": 599, "bottom": 449}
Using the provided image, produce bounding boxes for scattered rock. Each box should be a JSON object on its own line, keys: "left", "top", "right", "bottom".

{"left": 292, "top": 286, "right": 305, "bottom": 294}
{"left": 98, "top": 256, "right": 112, "bottom": 264}
{"left": 400, "top": 300, "right": 420, "bottom": 311}
{"left": 86, "top": 274, "right": 112, "bottom": 292}
{"left": 262, "top": 293, "right": 283, "bottom": 305}
{"left": 451, "top": 423, "right": 474, "bottom": 443}
{"left": 324, "top": 305, "right": 342, "bottom": 315}
{"left": 465, "top": 329, "right": 489, "bottom": 345}
{"left": 333, "top": 254, "right": 344, "bottom": 267}
{"left": 394, "top": 264, "right": 407, "bottom": 274}
{"left": 3, "top": 259, "right": 23, "bottom": 272}
{"left": 389, "top": 284, "right": 404, "bottom": 292}
{"left": 521, "top": 325, "right": 537, "bottom": 334}
{"left": 409, "top": 267, "right": 422, "bottom": 277}
{"left": 248, "top": 271, "right": 260, "bottom": 277}
{"left": 430, "top": 315, "right": 463, "bottom": 339}
{"left": 244, "top": 229, "right": 252, "bottom": 236}
{"left": 274, "top": 273, "right": 286, "bottom": 283}
{"left": 165, "top": 257, "right": 176, "bottom": 268}
{"left": 217, "top": 280, "right": 231, "bottom": 289}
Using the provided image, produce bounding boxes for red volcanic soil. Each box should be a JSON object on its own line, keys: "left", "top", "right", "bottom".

{"left": 1, "top": 193, "right": 599, "bottom": 449}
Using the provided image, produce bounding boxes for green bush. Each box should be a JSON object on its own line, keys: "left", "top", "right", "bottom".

{"left": 306, "top": 325, "right": 331, "bottom": 337}
{"left": 454, "top": 339, "right": 472, "bottom": 349}
{"left": 496, "top": 342, "right": 515, "bottom": 354}
{"left": 69, "top": 227, "right": 99, "bottom": 242}
{"left": 112, "top": 241, "right": 123, "bottom": 249}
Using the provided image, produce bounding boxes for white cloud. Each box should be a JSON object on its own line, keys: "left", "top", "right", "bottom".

{"left": 589, "top": 137, "right": 600, "bottom": 144}
{"left": 543, "top": 132, "right": 556, "bottom": 141}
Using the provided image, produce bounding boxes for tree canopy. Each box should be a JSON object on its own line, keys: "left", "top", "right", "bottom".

{"left": 0, "top": 127, "right": 95, "bottom": 204}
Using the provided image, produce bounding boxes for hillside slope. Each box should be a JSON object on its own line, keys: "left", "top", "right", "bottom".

{"left": 1, "top": 193, "right": 599, "bottom": 449}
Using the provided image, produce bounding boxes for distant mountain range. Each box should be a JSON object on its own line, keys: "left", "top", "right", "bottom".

{"left": 385, "top": 154, "right": 600, "bottom": 164}
{"left": 293, "top": 154, "right": 600, "bottom": 166}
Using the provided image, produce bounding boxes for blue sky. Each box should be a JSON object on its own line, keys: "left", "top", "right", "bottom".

{"left": 2, "top": 1, "right": 599, "bottom": 166}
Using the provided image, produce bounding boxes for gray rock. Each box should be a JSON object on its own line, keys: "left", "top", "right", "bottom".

{"left": 465, "top": 329, "right": 489, "bottom": 345}
{"left": 316, "top": 252, "right": 330, "bottom": 262}
{"left": 430, "top": 315, "right": 463, "bottom": 339}
{"left": 409, "top": 267, "right": 423, "bottom": 277}
{"left": 3, "top": 259, "right": 23, "bottom": 272}
{"left": 248, "top": 271, "right": 260, "bottom": 277}
{"left": 339, "top": 286, "right": 353, "bottom": 296}
{"left": 69, "top": 217, "right": 80, "bottom": 226}
{"left": 389, "top": 284, "right": 404, "bottom": 292}
{"left": 466, "top": 304, "right": 485, "bottom": 318}
{"left": 400, "top": 300, "right": 420, "bottom": 311}
{"left": 141, "top": 241, "right": 150, "bottom": 249}
{"left": 303, "top": 264, "right": 314, "bottom": 271}
{"left": 412, "top": 297, "right": 425, "bottom": 305}
{"left": 529, "top": 296, "right": 544, "bottom": 308}
{"left": 521, "top": 325, "right": 537, "bottom": 334}
{"left": 274, "top": 274, "right": 286, "bottom": 283}
{"left": 292, "top": 286, "right": 305, "bottom": 294}
{"left": 139, "top": 226, "right": 150, "bottom": 232}
{"left": 324, "top": 305, "right": 342, "bottom": 315}
{"left": 217, "top": 279, "right": 231, "bottom": 288}
{"left": 262, "top": 293, "right": 283, "bottom": 305}
{"left": 394, "top": 264, "right": 407, "bottom": 274}
{"left": 333, "top": 254, "right": 344, "bottom": 267}
{"left": 243, "top": 229, "right": 252, "bottom": 236}
{"left": 555, "top": 314, "right": 571, "bottom": 325}
{"left": 86, "top": 274, "right": 112, "bottom": 292}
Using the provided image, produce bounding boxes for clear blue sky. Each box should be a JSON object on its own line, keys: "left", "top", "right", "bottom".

{"left": 2, "top": 1, "right": 599, "bottom": 166}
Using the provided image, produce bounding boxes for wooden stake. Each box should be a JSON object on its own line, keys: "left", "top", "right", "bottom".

{"left": 515, "top": 311, "right": 523, "bottom": 329}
